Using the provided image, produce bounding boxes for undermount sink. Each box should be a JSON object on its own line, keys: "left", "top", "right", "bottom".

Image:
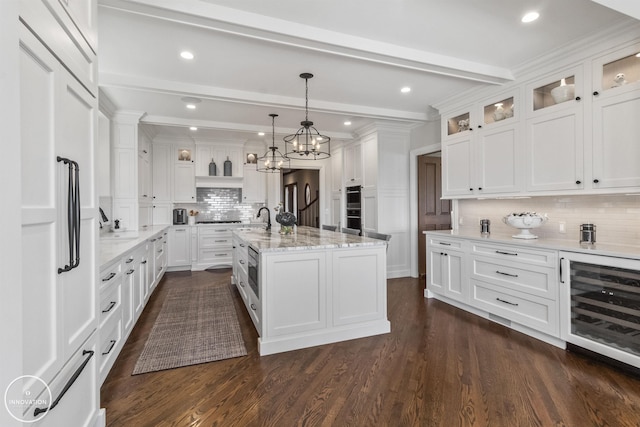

{"left": 100, "top": 231, "right": 139, "bottom": 241}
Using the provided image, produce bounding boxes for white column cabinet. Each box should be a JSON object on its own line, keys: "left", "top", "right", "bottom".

{"left": 174, "top": 162, "right": 196, "bottom": 203}
{"left": 242, "top": 164, "right": 266, "bottom": 203}
{"left": 19, "top": 9, "right": 100, "bottom": 425}
{"left": 343, "top": 142, "right": 363, "bottom": 186}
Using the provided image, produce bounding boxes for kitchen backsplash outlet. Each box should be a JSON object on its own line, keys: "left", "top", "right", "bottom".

{"left": 175, "top": 188, "right": 263, "bottom": 222}
{"left": 458, "top": 194, "right": 640, "bottom": 245}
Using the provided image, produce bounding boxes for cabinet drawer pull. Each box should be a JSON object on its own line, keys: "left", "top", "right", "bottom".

{"left": 150, "top": 238, "right": 157, "bottom": 242}
{"left": 141, "top": 260, "right": 148, "bottom": 264}
{"left": 214, "top": 239, "right": 228, "bottom": 243}
{"left": 33, "top": 350, "right": 94, "bottom": 417}
{"left": 126, "top": 269, "right": 135, "bottom": 275}
{"left": 250, "top": 303, "right": 257, "bottom": 311}
{"left": 102, "top": 339, "right": 117, "bottom": 356}
{"left": 125, "top": 257, "right": 134, "bottom": 264}
{"left": 496, "top": 297, "right": 519, "bottom": 306}
{"left": 215, "top": 253, "right": 229, "bottom": 257}
{"left": 158, "top": 249, "right": 163, "bottom": 253}
{"left": 102, "top": 272, "right": 116, "bottom": 282}
{"left": 239, "top": 260, "right": 245, "bottom": 264}
{"left": 240, "top": 243, "right": 246, "bottom": 247}
{"left": 239, "top": 281, "right": 246, "bottom": 287}
{"left": 495, "top": 250, "right": 517, "bottom": 256}
{"left": 496, "top": 270, "right": 518, "bottom": 278}
{"left": 102, "top": 301, "right": 116, "bottom": 313}
{"left": 439, "top": 242, "right": 451, "bottom": 246}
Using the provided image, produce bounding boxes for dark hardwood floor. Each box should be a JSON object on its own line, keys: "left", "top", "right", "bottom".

{"left": 101, "top": 270, "right": 640, "bottom": 426}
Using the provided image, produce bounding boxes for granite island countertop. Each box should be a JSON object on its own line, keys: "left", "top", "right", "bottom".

{"left": 424, "top": 228, "right": 640, "bottom": 261}
{"left": 234, "top": 226, "right": 387, "bottom": 253}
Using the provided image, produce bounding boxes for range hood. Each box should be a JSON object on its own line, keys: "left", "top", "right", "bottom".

{"left": 195, "top": 175, "right": 243, "bottom": 188}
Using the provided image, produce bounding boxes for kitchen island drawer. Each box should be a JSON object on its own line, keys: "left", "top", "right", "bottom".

{"left": 471, "top": 257, "right": 557, "bottom": 299}
{"left": 99, "top": 260, "right": 122, "bottom": 290}
{"left": 427, "top": 236, "right": 466, "bottom": 251}
{"left": 199, "top": 248, "right": 233, "bottom": 264}
{"left": 470, "top": 242, "right": 557, "bottom": 267}
{"left": 471, "top": 279, "right": 559, "bottom": 336}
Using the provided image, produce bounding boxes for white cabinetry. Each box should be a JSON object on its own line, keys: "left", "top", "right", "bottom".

{"left": 525, "top": 67, "right": 585, "bottom": 192}
{"left": 152, "top": 143, "right": 172, "bottom": 202}
{"left": 196, "top": 144, "right": 243, "bottom": 177}
{"left": 242, "top": 164, "right": 266, "bottom": 203}
{"left": 19, "top": 10, "right": 100, "bottom": 424}
{"left": 195, "top": 226, "right": 234, "bottom": 270}
{"left": 426, "top": 236, "right": 467, "bottom": 302}
{"left": 343, "top": 141, "right": 363, "bottom": 186}
{"left": 590, "top": 43, "right": 640, "bottom": 190}
{"left": 442, "top": 91, "right": 521, "bottom": 198}
{"left": 425, "top": 232, "right": 562, "bottom": 345}
{"left": 174, "top": 162, "right": 196, "bottom": 203}
{"left": 168, "top": 225, "right": 192, "bottom": 268}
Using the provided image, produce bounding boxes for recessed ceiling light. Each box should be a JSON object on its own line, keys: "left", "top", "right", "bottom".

{"left": 190, "top": 126, "right": 197, "bottom": 131}
{"left": 258, "top": 132, "right": 265, "bottom": 136}
{"left": 180, "top": 51, "right": 194, "bottom": 60}
{"left": 401, "top": 87, "right": 411, "bottom": 93}
{"left": 344, "top": 121, "right": 352, "bottom": 126}
{"left": 186, "top": 104, "right": 196, "bottom": 110}
{"left": 521, "top": 11, "right": 539, "bottom": 23}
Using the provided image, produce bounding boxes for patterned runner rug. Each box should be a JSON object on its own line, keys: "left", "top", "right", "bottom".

{"left": 133, "top": 282, "right": 247, "bottom": 375}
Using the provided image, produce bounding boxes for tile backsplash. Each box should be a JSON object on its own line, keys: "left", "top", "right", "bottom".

{"left": 458, "top": 194, "right": 640, "bottom": 245}
{"left": 175, "top": 188, "right": 264, "bottom": 222}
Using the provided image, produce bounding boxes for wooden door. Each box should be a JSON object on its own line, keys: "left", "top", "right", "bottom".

{"left": 418, "top": 155, "right": 451, "bottom": 277}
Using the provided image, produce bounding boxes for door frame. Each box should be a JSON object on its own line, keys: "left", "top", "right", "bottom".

{"left": 409, "top": 143, "right": 459, "bottom": 278}
{"left": 280, "top": 162, "right": 325, "bottom": 226}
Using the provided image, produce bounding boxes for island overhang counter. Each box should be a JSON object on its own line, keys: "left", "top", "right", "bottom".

{"left": 232, "top": 226, "right": 390, "bottom": 355}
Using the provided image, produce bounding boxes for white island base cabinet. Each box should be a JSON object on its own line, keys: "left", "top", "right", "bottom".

{"left": 256, "top": 247, "right": 389, "bottom": 356}
{"left": 232, "top": 228, "right": 390, "bottom": 356}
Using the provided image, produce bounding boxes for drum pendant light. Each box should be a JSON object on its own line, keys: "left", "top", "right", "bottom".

{"left": 283, "top": 73, "right": 331, "bottom": 160}
{"left": 257, "top": 113, "right": 290, "bottom": 173}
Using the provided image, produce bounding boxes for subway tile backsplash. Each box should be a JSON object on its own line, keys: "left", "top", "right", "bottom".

{"left": 175, "top": 188, "right": 263, "bottom": 222}
{"left": 458, "top": 195, "right": 640, "bottom": 245}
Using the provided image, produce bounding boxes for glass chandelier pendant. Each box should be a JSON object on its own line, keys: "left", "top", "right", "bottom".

{"left": 257, "top": 113, "right": 290, "bottom": 173}
{"left": 284, "top": 73, "right": 331, "bottom": 160}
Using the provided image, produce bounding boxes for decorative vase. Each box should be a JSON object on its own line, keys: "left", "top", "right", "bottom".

{"left": 280, "top": 225, "right": 293, "bottom": 235}
{"left": 224, "top": 156, "right": 232, "bottom": 176}
{"left": 493, "top": 103, "right": 505, "bottom": 121}
{"left": 550, "top": 78, "right": 575, "bottom": 104}
{"left": 208, "top": 158, "right": 217, "bottom": 176}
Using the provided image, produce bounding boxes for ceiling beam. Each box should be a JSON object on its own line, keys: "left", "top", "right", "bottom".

{"left": 99, "top": 0, "right": 514, "bottom": 85}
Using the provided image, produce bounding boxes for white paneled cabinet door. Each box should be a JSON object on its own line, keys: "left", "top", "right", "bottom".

{"left": 525, "top": 110, "right": 584, "bottom": 192}
{"left": 592, "top": 89, "right": 640, "bottom": 189}
{"left": 169, "top": 226, "right": 191, "bottom": 266}
{"left": 20, "top": 23, "right": 98, "bottom": 424}
{"left": 476, "top": 124, "right": 520, "bottom": 194}
{"left": 442, "top": 135, "right": 473, "bottom": 197}
{"left": 174, "top": 162, "right": 196, "bottom": 202}
{"left": 152, "top": 143, "right": 172, "bottom": 202}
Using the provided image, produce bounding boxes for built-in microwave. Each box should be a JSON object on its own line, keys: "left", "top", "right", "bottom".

{"left": 559, "top": 251, "right": 640, "bottom": 370}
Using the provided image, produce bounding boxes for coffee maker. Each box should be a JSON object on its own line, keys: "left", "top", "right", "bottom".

{"left": 173, "top": 208, "right": 187, "bottom": 225}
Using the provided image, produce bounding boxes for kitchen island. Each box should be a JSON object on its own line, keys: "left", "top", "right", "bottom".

{"left": 232, "top": 226, "right": 390, "bottom": 355}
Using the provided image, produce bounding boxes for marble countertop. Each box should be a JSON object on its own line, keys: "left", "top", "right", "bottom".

{"left": 424, "top": 228, "right": 640, "bottom": 260}
{"left": 99, "top": 225, "right": 169, "bottom": 268}
{"left": 234, "top": 226, "right": 387, "bottom": 253}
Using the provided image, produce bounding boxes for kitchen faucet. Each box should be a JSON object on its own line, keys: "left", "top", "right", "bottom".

{"left": 256, "top": 207, "right": 271, "bottom": 231}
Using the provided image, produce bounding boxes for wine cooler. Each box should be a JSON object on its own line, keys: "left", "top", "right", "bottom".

{"left": 560, "top": 251, "right": 640, "bottom": 369}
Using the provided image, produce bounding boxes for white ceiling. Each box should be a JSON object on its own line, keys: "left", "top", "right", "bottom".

{"left": 98, "top": 0, "right": 634, "bottom": 146}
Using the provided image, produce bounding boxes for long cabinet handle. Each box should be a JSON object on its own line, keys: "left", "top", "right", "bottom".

{"left": 33, "top": 350, "right": 94, "bottom": 416}
{"left": 496, "top": 270, "right": 519, "bottom": 278}
{"left": 57, "top": 156, "right": 81, "bottom": 274}
{"left": 559, "top": 257, "right": 564, "bottom": 283}
{"left": 495, "top": 250, "right": 518, "bottom": 256}
{"left": 496, "top": 297, "right": 519, "bottom": 306}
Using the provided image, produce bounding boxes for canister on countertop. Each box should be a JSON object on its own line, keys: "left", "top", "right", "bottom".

{"left": 480, "top": 219, "right": 490, "bottom": 234}
{"left": 580, "top": 223, "right": 596, "bottom": 244}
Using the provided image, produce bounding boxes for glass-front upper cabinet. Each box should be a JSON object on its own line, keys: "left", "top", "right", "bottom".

{"left": 444, "top": 110, "right": 471, "bottom": 137}
{"left": 526, "top": 65, "right": 584, "bottom": 116}
{"left": 592, "top": 43, "right": 640, "bottom": 97}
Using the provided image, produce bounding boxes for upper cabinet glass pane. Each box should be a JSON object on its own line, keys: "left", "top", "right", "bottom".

{"left": 446, "top": 112, "right": 470, "bottom": 136}
{"left": 533, "top": 75, "right": 575, "bottom": 111}
{"left": 602, "top": 52, "right": 640, "bottom": 92}
{"left": 177, "top": 148, "right": 192, "bottom": 161}
{"left": 483, "top": 96, "right": 514, "bottom": 125}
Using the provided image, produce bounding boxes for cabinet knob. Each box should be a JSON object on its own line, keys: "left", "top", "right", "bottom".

{"left": 593, "top": 91, "right": 599, "bottom": 96}
{"left": 478, "top": 187, "right": 483, "bottom": 190}
{"left": 469, "top": 188, "right": 473, "bottom": 191}
{"left": 593, "top": 179, "right": 599, "bottom": 184}
{"left": 575, "top": 180, "right": 582, "bottom": 185}
{"left": 477, "top": 125, "right": 482, "bottom": 129}
{"left": 575, "top": 96, "right": 581, "bottom": 101}
{"left": 469, "top": 128, "right": 473, "bottom": 131}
